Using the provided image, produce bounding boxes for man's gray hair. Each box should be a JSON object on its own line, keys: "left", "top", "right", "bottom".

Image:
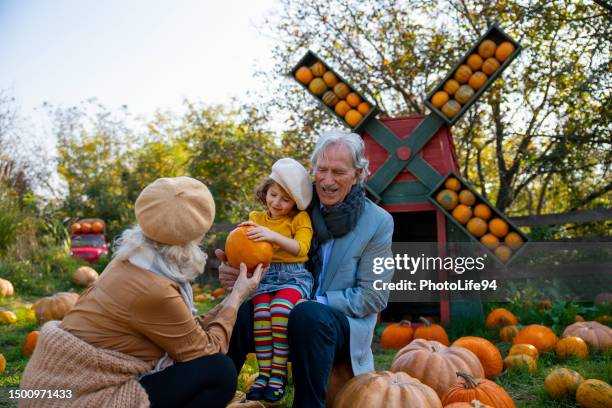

{"left": 310, "top": 130, "right": 370, "bottom": 184}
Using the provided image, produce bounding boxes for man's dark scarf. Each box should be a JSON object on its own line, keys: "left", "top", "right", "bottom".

{"left": 307, "top": 183, "right": 366, "bottom": 294}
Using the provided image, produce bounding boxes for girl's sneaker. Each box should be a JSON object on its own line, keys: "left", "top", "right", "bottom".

{"left": 245, "top": 385, "right": 265, "bottom": 401}
{"left": 263, "top": 382, "right": 286, "bottom": 403}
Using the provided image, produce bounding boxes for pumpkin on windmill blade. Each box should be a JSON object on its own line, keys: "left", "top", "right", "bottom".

{"left": 310, "top": 62, "right": 326, "bottom": 77}
{"left": 478, "top": 40, "right": 497, "bottom": 59}
{"left": 482, "top": 58, "right": 501, "bottom": 76}
{"left": 452, "top": 205, "right": 472, "bottom": 225}
{"left": 455, "top": 85, "right": 475, "bottom": 105}
{"left": 308, "top": 78, "right": 328, "bottom": 96}
{"left": 454, "top": 65, "right": 473, "bottom": 84}
{"left": 444, "top": 177, "right": 462, "bottom": 192}
{"left": 494, "top": 245, "right": 512, "bottom": 263}
{"left": 344, "top": 110, "right": 363, "bottom": 128}
{"left": 495, "top": 41, "right": 515, "bottom": 62}
{"left": 225, "top": 226, "right": 273, "bottom": 273}
{"left": 436, "top": 189, "right": 459, "bottom": 210}
{"left": 442, "top": 100, "right": 462, "bottom": 118}
{"left": 295, "top": 66, "right": 313, "bottom": 84}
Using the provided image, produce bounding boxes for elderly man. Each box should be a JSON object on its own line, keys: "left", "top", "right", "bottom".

{"left": 217, "top": 131, "right": 395, "bottom": 407}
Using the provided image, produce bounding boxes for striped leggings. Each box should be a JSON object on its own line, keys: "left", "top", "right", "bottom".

{"left": 251, "top": 288, "right": 302, "bottom": 389}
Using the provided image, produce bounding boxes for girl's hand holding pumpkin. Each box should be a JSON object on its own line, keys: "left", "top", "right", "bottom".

{"left": 245, "top": 225, "right": 279, "bottom": 244}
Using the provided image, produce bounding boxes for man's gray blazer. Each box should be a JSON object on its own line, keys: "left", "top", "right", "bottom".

{"left": 313, "top": 198, "right": 395, "bottom": 375}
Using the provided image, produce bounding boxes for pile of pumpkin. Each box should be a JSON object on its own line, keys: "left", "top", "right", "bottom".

{"left": 435, "top": 177, "right": 523, "bottom": 262}
{"left": 344, "top": 308, "right": 612, "bottom": 407}
{"left": 295, "top": 61, "right": 372, "bottom": 128}
{"left": 70, "top": 219, "right": 105, "bottom": 233}
{"left": 430, "top": 39, "right": 515, "bottom": 119}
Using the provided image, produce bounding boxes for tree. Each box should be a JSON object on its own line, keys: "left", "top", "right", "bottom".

{"left": 258, "top": 0, "right": 611, "bottom": 216}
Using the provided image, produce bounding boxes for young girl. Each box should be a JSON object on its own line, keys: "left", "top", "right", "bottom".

{"left": 242, "top": 158, "right": 314, "bottom": 402}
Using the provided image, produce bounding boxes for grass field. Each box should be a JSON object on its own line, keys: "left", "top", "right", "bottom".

{"left": 1, "top": 295, "right": 611, "bottom": 407}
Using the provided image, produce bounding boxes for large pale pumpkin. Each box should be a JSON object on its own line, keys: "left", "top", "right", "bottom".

{"left": 512, "top": 324, "right": 558, "bottom": 352}
{"left": 485, "top": 309, "right": 518, "bottom": 329}
{"left": 333, "top": 371, "right": 442, "bottom": 408}
{"left": 442, "top": 373, "right": 515, "bottom": 408}
{"left": 452, "top": 336, "right": 503, "bottom": 378}
{"left": 575, "top": 379, "right": 612, "bottom": 408}
{"left": 225, "top": 226, "right": 273, "bottom": 273}
{"left": 33, "top": 292, "right": 79, "bottom": 323}
{"left": 72, "top": 266, "right": 99, "bottom": 287}
{"left": 390, "top": 339, "right": 484, "bottom": 398}
{"left": 544, "top": 368, "right": 584, "bottom": 400}
{"left": 562, "top": 321, "right": 612, "bottom": 352}
{"left": 0, "top": 278, "right": 14, "bottom": 297}
{"left": 381, "top": 320, "right": 414, "bottom": 350}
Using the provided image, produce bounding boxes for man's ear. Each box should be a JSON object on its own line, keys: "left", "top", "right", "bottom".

{"left": 353, "top": 168, "right": 362, "bottom": 185}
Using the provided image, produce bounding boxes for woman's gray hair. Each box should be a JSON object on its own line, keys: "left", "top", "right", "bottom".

{"left": 310, "top": 130, "right": 370, "bottom": 183}
{"left": 112, "top": 226, "right": 207, "bottom": 283}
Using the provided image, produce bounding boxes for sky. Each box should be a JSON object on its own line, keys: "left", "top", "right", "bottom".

{"left": 0, "top": 0, "right": 278, "bottom": 124}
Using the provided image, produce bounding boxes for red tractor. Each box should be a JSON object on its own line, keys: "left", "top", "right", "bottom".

{"left": 69, "top": 218, "right": 109, "bottom": 263}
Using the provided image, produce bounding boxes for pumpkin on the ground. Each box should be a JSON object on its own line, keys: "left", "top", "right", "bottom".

{"left": 390, "top": 339, "right": 484, "bottom": 398}
{"left": 212, "top": 287, "right": 225, "bottom": 298}
{"left": 0, "top": 278, "right": 14, "bottom": 297}
{"left": 381, "top": 320, "right": 414, "bottom": 350}
{"left": 441, "top": 372, "right": 515, "bottom": 408}
{"left": 503, "top": 354, "right": 536, "bottom": 374}
{"left": 72, "top": 266, "right": 99, "bottom": 287}
{"left": 499, "top": 325, "right": 519, "bottom": 343}
{"left": 414, "top": 317, "right": 450, "bottom": 345}
{"left": 575, "top": 379, "right": 612, "bottom": 408}
{"left": 333, "top": 371, "right": 442, "bottom": 408}
{"left": 512, "top": 324, "right": 558, "bottom": 352}
{"left": 23, "top": 330, "right": 40, "bottom": 356}
{"left": 33, "top": 292, "right": 79, "bottom": 323}
{"left": 508, "top": 344, "right": 539, "bottom": 361}
{"left": 452, "top": 336, "right": 503, "bottom": 379}
{"left": 544, "top": 368, "right": 584, "bottom": 400}
{"left": 485, "top": 308, "right": 518, "bottom": 329}
{"left": 594, "top": 292, "right": 612, "bottom": 304}
{"left": 0, "top": 353, "right": 5, "bottom": 373}
{"left": 562, "top": 321, "right": 612, "bottom": 352}
{"left": 0, "top": 310, "right": 17, "bottom": 324}
{"left": 555, "top": 336, "right": 588, "bottom": 359}
{"left": 225, "top": 226, "right": 273, "bottom": 273}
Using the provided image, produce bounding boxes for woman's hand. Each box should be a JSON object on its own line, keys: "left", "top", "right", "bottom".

{"left": 215, "top": 249, "right": 239, "bottom": 290}
{"left": 230, "top": 262, "right": 265, "bottom": 303}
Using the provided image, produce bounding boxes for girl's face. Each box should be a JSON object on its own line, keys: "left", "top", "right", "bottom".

{"left": 266, "top": 183, "right": 296, "bottom": 219}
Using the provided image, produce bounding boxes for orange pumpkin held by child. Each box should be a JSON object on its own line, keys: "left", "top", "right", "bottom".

{"left": 225, "top": 226, "right": 273, "bottom": 273}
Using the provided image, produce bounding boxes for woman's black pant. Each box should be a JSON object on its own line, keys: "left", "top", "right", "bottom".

{"left": 139, "top": 353, "right": 237, "bottom": 408}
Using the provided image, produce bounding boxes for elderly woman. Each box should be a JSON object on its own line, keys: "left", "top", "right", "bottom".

{"left": 20, "top": 177, "right": 265, "bottom": 408}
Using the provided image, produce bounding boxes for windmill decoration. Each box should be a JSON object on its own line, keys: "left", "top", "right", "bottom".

{"left": 291, "top": 25, "right": 527, "bottom": 322}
